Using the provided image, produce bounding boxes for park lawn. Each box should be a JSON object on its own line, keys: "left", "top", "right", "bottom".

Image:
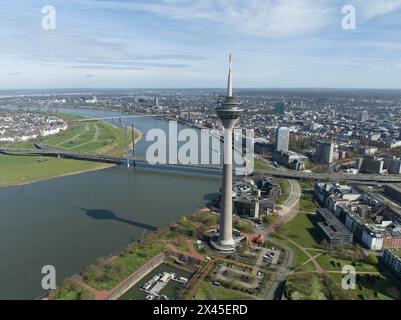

{"left": 324, "top": 272, "right": 400, "bottom": 300}
{"left": 299, "top": 180, "right": 314, "bottom": 190}
{"left": 0, "top": 155, "right": 106, "bottom": 187}
{"left": 276, "top": 179, "right": 290, "bottom": 205}
{"left": 281, "top": 210, "right": 321, "bottom": 249}
{"left": 254, "top": 159, "right": 274, "bottom": 170}
{"left": 50, "top": 279, "right": 94, "bottom": 300}
{"left": 194, "top": 282, "right": 212, "bottom": 300}
{"left": 195, "top": 282, "right": 256, "bottom": 300}
{"left": 212, "top": 285, "right": 256, "bottom": 300}
{"left": 316, "top": 253, "right": 379, "bottom": 273}
{"left": 275, "top": 238, "right": 311, "bottom": 270}
{"left": 299, "top": 194, "right": 319, "bottom": 213}
{"left": 286, "top": 273, "right": 328, "bottom": 300}
{"left": 0, "top": 115, "right": 136, "bottom": 187}
{"left": 83, "top": 241, "right": 167, "bottom": 291}
{"left": 296, "top": 260, "right": 316, "bottom": 273}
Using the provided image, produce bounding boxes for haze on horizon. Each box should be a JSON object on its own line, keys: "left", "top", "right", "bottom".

{"left": 2, "top": 0, "right": 401, "bottom": 90}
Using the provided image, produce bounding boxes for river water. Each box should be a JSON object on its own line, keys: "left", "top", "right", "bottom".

{"left": 0, "top": 106, "right": 222, "bottom": 299}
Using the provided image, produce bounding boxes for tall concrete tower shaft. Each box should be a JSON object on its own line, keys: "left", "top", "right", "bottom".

{"left": 216, "top": 54, "right": 242, "bottom": 247}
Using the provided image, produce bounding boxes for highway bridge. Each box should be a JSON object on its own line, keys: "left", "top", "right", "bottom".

{"left": 2, "top": 147, "right": 401, "bottom": 183}
{"left": 253, "top": 169, "right": 401, "bottom": 183}
{"left": 75, "top": 114, "right": 166, "bottom": 122}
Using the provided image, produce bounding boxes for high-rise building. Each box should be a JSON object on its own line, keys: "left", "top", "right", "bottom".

{"left": 274, "top": 101, "right": 286, "bottom": 115}
{"left": 215, "top": 54, "right": 242, "bottom": 249}
{"left": 275, "top": 127, "right": 289, "bottom": 152}
{"left": 328, "top": 109, "right": 336, "bottom": 120}
{"left": 359, "top": 110, "right": 369, "bottom": 122}
{"left": 315, "top": 141, "right": 334, "bottom": 164}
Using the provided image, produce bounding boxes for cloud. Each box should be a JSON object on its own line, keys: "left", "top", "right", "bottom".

{"left": 358, "top": 0, "right": 401, "bottom": 20}
{"left": 84, "top": 0, "right": 335, "bottom": 38}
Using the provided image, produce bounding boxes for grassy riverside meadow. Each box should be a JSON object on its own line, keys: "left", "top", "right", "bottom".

{"left": 50, "top": 210, "right": 258, "bottom": 300}
{"left": 0, "top": 113, "right": 138, "bottom": 188}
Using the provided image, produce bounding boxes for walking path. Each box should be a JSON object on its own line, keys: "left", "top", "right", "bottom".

{"left": 69, "top": 124, "right": 100, "bottom": 150}
{"left": 284, "top": 237, "right": 324, "bottom": 273}
{"left": 291, "top": 252, "right": 324, "bottom": 273}
{"left": 58, "top": 124, "right": 90, "bottom": 147}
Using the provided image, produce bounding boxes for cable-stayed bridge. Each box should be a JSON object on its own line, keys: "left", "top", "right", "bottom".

{"left": 1, "top": 146, "right": 401, "bottom": 183}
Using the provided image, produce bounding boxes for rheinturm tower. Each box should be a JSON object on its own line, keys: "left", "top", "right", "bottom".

{"left": 216, "top": 54, "right": 242, "bottom": 248}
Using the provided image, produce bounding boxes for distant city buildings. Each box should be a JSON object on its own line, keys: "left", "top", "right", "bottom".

{"left": 0, "top": 111, "right": 67, "bottom": 143}
{"left": 1, "top": 88, "right": 401, "bottom": 177}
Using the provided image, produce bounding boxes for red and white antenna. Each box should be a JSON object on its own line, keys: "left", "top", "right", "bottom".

{"left": 227, "top": 53, "right": 233, "bottom": 97}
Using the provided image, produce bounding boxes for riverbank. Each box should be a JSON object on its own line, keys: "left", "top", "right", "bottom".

{"left": 49, "top": 207, "right": 211, "bottom": 300}
{"left": 0, "top": 115, "right": 142, "bottom": 188}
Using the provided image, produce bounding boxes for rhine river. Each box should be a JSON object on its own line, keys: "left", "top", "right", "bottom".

{"left": 0, "top": 106, "right": 222, "bottom": 299}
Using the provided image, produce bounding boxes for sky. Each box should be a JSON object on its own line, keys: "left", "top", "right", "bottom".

{"left": 2, "top": 0, "right": 401, "bottom": 89}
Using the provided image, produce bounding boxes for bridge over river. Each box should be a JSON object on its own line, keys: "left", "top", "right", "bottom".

{"left": 75, "top": 114, "right": 166, "bottom": 122}
{"left": 2, "top": 146, "right": 401, "bottom": 184}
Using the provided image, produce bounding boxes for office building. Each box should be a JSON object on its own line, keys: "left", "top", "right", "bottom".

{"left": 316, "top": 208, "right": 354, "bottom": 246}
{"left": 315, "top": 141, "right": 334, "bottom": 164}
{"left": 275, "top": 127, "right": 289, "bottom": 152}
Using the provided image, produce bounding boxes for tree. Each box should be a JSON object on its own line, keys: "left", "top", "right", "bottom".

{"left": 366, "top": 253, "right": 379, "bottom": 265}
{"left": 262, "top": 214, "right": 277, "bottom": 225}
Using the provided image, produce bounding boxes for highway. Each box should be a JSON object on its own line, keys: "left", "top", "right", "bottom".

{"left": 254, "top": 168, "right": 401, "bottom": 183}
{"left": 75, "top": 114, "right": 165, "bottom": 122}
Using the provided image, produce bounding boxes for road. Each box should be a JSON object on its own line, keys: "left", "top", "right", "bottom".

{"left": 254, "top": 168, "right": 401, "bottom": 183}
{"left": 276, "top": 179, "right": 302, "bottom": 224}
{"left": 263, "top": 236, "right": 295, "bottom": 300}
{"left": 253, "top": 158, "right": 301, "bottom": 299}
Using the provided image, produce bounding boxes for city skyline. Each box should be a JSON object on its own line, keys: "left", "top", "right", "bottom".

{"left": 3, "top": 0, "right": 401, "bottom": 89}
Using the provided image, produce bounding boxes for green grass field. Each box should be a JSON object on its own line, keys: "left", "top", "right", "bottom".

{"left": 0, "top": 116, "right": 137, "bottom": 187}
{"left": 323, "top": 272, "right": 401, "bottom": 300}
{"left": 281, "top": 211, "right": 321, "bottom": 249}
{"left": 195, "top": 282, "right": 256, "bottom": 300}
{"left": 50, "top": 279, "right": 94, "bottom": 300}
{"left": 254, "top": 158, "right": 274, "bottom": 170}
{"left": 83, "top": 241, "right": 166, "bottom": 291}
{"left": 286, "top": 273, "right": 328, "bottom": 300}
{"left": 276, "top": 179, "right": 290, "bottom": 205}
{"left": 274, "top": 237, "right": 311, "bottom": 270}
{"left": 316, "top": 253, "right": 379, "bottom": 273}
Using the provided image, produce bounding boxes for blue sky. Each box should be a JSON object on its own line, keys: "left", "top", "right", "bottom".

{"left": 2, "top": 0, "right": 401, "bottom": 89}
